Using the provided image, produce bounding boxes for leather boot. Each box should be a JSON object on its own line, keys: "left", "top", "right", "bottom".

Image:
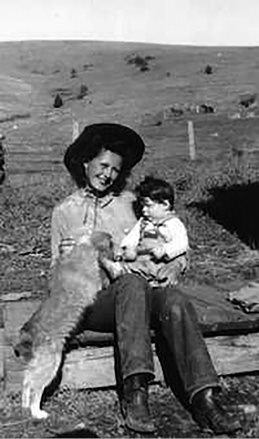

{"left": 191, "top": 388, "right": 241, "bottom": 434}
{"left": 123, "top": 374, "right": 155, "bottom": 433}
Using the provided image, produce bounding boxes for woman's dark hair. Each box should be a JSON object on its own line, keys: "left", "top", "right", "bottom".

{"left": 64, "top": 123, "right": 145, "bottom": 194}
{"left": 135, "top": 176, "right": 175, "bottom": 210}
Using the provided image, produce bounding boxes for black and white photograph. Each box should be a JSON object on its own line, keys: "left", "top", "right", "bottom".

{"left": 1, "top": 0, "right": 259, "bottom": 437}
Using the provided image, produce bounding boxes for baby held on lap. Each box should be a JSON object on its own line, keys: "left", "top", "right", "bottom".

{"left": 100, "top": 176, "right": 189, "bottom": 287}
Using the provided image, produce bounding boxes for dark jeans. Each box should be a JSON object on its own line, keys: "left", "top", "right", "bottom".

{"left": 83, "top": 273, "right": 219, "bottom": 404}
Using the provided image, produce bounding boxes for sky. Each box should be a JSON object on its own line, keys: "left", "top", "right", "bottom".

{"left": 0, "top": 0, "right": 259, "bottom": 46}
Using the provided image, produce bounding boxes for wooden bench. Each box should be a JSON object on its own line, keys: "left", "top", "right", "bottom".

{"left": 2, "top": 283, "right": 259, "bottom": 394}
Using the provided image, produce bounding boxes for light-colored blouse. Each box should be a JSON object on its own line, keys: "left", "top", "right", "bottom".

{"left": 51, "top": 188, "right": 137, "bottom": 266}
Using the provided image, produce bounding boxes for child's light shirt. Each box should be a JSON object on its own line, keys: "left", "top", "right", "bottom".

{"left": 117, "top": 212, "right": 189, "bottom": 286}
{"left": 51, "top": 188, "right": 137, "bottom": 267}
{"left": 120, "top": 213, "right": 189, "bottom": 261}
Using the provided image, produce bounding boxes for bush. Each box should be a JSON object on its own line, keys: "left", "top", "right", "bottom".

{"left": 70, "top": 68, "right": 77, "bottom": 78}
{"left": 239, "top": 93, "right": 257, "bottom": 108}
{"left": 83, "top": 63, "right": 93, "bottom": 71}
{"left": 53, "top": 93, "right": 63, "bottom": 108}
{"left": 125, "top": 54, "right": 155, "bottom": 72}
{"left": 77, "top": 84, "right": 88, "bottom": 100}
{"left": 204, "top": 64, "right": 213, "bottom": 74}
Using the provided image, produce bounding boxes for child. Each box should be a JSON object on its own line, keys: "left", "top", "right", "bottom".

{"left": 100, "top": 176, "right": 189, "bottom": 287}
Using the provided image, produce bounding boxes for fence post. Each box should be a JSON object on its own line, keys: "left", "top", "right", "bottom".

{"left": 188, "top": 120, "right": 196, "bottom": 161}
{"left": 72, "top": 119, "right": 80, "bottom": 142}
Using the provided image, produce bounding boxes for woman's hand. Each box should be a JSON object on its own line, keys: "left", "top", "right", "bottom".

{"left": 121, "top": 246, "right": 137, "bottom": 261}
{"left": 59, "top": 237, "right": 76, "bottom": 257}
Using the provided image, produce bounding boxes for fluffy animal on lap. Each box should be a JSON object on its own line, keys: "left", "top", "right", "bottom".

{"left": 14, "top": 231, "right": 114, "bottom": 420}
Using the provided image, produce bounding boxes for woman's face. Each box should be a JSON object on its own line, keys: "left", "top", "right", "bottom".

{"left": 84, "top": 148, "right": 123, "bottom": 193}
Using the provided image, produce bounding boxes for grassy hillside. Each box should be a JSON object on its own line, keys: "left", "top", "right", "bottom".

{"left": 1, "top": 41, "right": 259, "bottom": 296}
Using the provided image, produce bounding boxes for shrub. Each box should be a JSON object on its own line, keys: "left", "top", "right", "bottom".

{"left": 70, "top": 68, "right": 77, "bottom": 78}
{"left": 77, "top": 84, "right": 88, "bottom": 100}
{"left": 204, "top": 64, "right": 213, "bottom": 74}
{"left": 83, "top": 63, "right": 93, "bottom": 70}
{"left": 125, "top": 54, "right": 155, "bottom": 72}
{"left": 53, "top": 93, "right": 63, "bottom": 108}
{"left": 140, "top": 64, "right": 149, "bottom": 72}
{"left": 239, "top": 93, "right": 257, "bottom": 108}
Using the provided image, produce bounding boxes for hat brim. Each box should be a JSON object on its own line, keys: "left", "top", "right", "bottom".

{"left": 64, "top": 123, "right": 145, "bottom": 181}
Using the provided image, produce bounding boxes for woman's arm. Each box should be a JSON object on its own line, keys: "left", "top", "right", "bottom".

{"left": 51, "top": 207, "right": 62, "bottom": 266}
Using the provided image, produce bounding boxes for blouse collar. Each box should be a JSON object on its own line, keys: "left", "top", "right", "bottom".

{"left": 79, "top": 186, "right": 115, "bottom": 207}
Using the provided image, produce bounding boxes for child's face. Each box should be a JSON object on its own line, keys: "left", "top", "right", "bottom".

{"left": 142, "top": 197, "right": 171, "bottom": 223}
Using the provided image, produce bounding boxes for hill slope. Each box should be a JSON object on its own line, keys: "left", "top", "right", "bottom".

{"left": 1, "top": 40, "right": 259, "bottom": 294}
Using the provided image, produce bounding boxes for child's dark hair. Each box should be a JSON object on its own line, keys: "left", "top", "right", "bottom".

{"left": 135, "top": 176, "right": 175, "bottom": 210}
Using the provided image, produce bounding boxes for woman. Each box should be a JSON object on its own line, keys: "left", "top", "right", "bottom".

{"left": 51, "top": 123, "right": 240, "bottom": 434}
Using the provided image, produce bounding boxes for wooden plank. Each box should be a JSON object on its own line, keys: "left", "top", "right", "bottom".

{"left": 5, "top": 346, "right": 163, "bottom": 392}
{"left": 64, "top": 333, "right": 259, "bottom": 388}
{"left": 60, "top": 333, "right": 259, "bottom": 387}
{"left": 62, "top": 346, "right": 164, "bottom": 389}
{"left": 5, "top": 285, "right": 259, "bottom": 340}
{"left": 5, "top": 332, "right": 259, "bottom": 392}
{"left": 4, "top": 297, "right": 259, "bottom": 393}
{"left": 206, "top": 333, "right": 259, "bottom": 375}
{"left": 181, "top": 284, "right": 259, "bottom": 336}
{"left": 6, "top": 294, "right": 259, "bottom": 351}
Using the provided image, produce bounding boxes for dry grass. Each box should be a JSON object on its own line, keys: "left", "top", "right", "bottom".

{"left": 1, "top": 41, "right": 259, "bottom": 437}
{"left": 2, "top": 377, "right": 259, "bottom": 438}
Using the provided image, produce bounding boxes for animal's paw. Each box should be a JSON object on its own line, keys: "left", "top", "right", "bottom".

{"left": 22, "top": 389, "right": 30, "bottom": 408}
{"left": 31, "top": 408, "right": 49, "bottom": 420}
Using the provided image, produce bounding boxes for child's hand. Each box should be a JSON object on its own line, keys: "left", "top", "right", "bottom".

{"left": 150, "top": 244, "right": 165, "bottom": 260}
{"left": 122, "top": 246, "right": 137, "bottom": 261}
{"left": 99, "top": 256, "right": 123, "bottom": 280}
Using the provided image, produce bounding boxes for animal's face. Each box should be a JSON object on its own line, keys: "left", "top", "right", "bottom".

{"left": 90, "top": 231, "right": 114, "bottom": 260}
{"left": 14, "top": 334, "right": 33, "bottom": 363}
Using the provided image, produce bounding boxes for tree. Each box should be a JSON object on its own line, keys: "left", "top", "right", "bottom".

{"left": 53, "top": 93, "right": 63, "bottom": 108}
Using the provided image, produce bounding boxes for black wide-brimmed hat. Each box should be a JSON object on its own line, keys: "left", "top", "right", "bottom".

{"left": 64, "top": 123, "right": 145, "bottom": 186}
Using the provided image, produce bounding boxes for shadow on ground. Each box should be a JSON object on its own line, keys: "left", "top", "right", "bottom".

{"left": 190, "top": 182, "right": 259, "bottom": 249}
{"left": 53, "top": 427, "right": 98, "bottom": 438}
